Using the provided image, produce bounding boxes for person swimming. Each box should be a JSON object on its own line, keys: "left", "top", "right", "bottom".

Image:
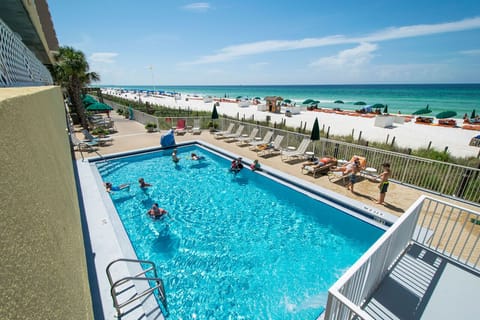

{"left": 148, "top": 203, "right": 167, "bottom": 219}
{"left": 172, "top": 148, "right": 180, "bottom": 163}
{"left": 230, "top": 157, "right": 244, "bottom": 173}
{"left": 104, "top": 182, "right": 129, "bottom": 193}
{"left": 138, "top": 177, "right": 152, "bottom": 188}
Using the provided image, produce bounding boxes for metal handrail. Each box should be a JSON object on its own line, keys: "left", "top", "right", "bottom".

{"left": 106, "top": 258, "right": 168, "bottom": 318}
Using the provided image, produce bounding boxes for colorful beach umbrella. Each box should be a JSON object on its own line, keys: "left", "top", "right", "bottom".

{"left": 334, "top": 100, "right": 344, "bottom": 104}
{"left": 86, "top": 102, "right": 113, "bottom": 111}
{"left": 436, "top": 110, "right": 457, "bottom": 119}
{"left": 310, "top": 117, "right": 320, "bottom": 154}
{"left": 354, "top": 101, "right": 366, "bottom": 106}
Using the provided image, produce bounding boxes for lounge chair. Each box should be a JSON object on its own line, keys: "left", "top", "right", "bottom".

{"left": 236, "top": 128, "right": 259, "bottom": 146}
{"left": 281, "top": 138, "right": 310, "bottom": 162}
{"left": 191, "top": 119, "right": 202, "bottom": 134}
{"left": 302, "top": 156, "right": 337, "bottom": 178}
{"left": 328, "top": 155, "right": 367, "bottom": 184}
{"left": 248, "top": 131, "right": 274, "bottom": 149}
{"left": 82, "top": 129, "right": 113, "bottom": 146}
{"left": 175, "top": 119, "right": 187, "bottom": 135}
{"left": 224, "top": 125, "right": 245, "bottom": 142}
{"left": 214, "top": 123, "right": 235, "bottom": 139}
{"left": 258, "top": 135, "right": 284, "bottom": 157}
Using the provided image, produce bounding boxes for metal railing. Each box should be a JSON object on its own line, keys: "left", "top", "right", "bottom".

{"left": 324, "top": 196, "right": 480, "bottom": 320}
{"left": 106, "top": 258, "right": 168, "bottom": 318}
{"left": 0, "top": 19, "right": 53, "bottom": 87}
{"left": 105, "top": 102, "right": 480, "bottom": 204}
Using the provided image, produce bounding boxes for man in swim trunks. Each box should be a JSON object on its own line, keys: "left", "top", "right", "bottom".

{"left": 138, "top": 178, "right": 152, "bottom": 188}
{"left": 376, "top": 163, "right": 391, "bottom": 204}
{"left": 148, "top": 203, "right": 167, "bottom": 219}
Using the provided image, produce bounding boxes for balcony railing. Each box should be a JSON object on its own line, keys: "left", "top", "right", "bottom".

{"left": 324, "top": 196, "right": 480, "bottom": 320}
{"left": 0, "top": 18, "right": 53, "bottom": 87}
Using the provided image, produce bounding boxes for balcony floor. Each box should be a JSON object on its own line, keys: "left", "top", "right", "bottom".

{"left": 363, "top": 243, "right": 480, "bottom": 320}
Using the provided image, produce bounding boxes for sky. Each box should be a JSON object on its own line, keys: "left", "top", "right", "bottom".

{"left": 48, "top": 0, "right": 480, "bottom": 85}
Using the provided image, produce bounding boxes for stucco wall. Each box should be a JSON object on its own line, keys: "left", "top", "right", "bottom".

{"left": 0, "top": 86, "right": 93, "bottom": 319}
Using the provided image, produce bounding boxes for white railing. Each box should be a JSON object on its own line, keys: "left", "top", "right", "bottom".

{"left": 324, "top": 196, "right": 480, "bottom": 320}
{"left": 0, "top": 19, "right": 53, "bottom": 87}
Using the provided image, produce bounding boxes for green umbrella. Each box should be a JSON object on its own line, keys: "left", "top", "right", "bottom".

{"left": 302, "top": 99, "right": 314, "bottom": 105}
{"left": 310, "top": 118, "right": 320, "bottom": 154}
{"left": 211, "top": 104, "right": 219, "bottom": 120}
{"left": 254, "top": 97, "right": 261, "bottom": 100}
{"left": 371, "top": 103, "right": 385, "bottom": 109}
{"left": 334, "top": 100, "right": 344, "bottom": 104}
{"left": 354, "top": 101, "right": 367, "bottom": 106}
{"left": 412, "top": 105, "right": 432, "bottom": 115}
{"left": 471, "top": 109, "right": 476, "bottom": 119}
{"left": 436, "top": 110, "right": 457, "bottom": 119}
{"left": 284, "top": 99, "right": 292, "bottom": 104}
{"left": 86, "top": 102, "right": 113, "bottom": 111}
{"left": 383, "top": 104, "right": 388, "bottom": 114}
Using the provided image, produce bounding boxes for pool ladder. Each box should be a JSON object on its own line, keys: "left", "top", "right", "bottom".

{"left": 106, "top": 258, "right": 168, "bottom": 318}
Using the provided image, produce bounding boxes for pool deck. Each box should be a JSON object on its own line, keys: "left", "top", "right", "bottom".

{"left": 73, "top": 113, "right": 479, "bottom": 218}
{"left": 73, "top": 113, "right": 480, "bottom": 319}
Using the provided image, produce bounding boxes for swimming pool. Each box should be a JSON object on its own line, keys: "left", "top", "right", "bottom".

{"left": 96, "top": 144, "right": 384, "bottom": 319}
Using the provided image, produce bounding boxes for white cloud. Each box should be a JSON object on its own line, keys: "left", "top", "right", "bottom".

{"left": 460, "top": 49, "right": 480, "bottom": 55}
{"left": 310, "top": 43, "right": 378, "bottom": 68}
{"left": 182, "top": 2, "right": 210, "bottom": 12}
{"left": 184, "top": 16, "right": 480, "bottom": 64}
{"left": 89, "top": 52, "right": 118, "bottom": 64}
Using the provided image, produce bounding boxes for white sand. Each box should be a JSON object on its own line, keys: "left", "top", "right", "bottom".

{"left": 104, "top": 90, "right": 480, "bottom": 158}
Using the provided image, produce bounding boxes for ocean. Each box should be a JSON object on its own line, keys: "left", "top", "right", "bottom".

{"left": 101, "top": 84, "right": 480, "bottom": 118}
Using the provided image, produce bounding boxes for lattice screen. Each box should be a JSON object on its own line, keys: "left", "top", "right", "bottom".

{"left": 0, "top": 18, "right": 53, "bottom": 87}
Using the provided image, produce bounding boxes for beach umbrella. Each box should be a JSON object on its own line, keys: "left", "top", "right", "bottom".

{"left": 310, "top": 117, "right": 320, "bottom": 154}
{"left": 334, "top": 100, "right": 344, "bottom": 104}
{"left": 472, "top": 110, "right": 476, "bottom": 119}
{"left": 354, "top": 101, "right": 367, "bottom": 106}
{"left": 371, "top": 103, "right": 385, "bottom": 109}
{"left": 254, "top": 97, "right": 261, "bottom": 100}
{"left": 211, "top": 104, "right": 219, "bottom": 120}
{"left": 383, "top": 104, "right": 388, "bottom": 114}
{"left": 302, "top": 99, "right": 314, "bottom": 105}
{"left": 284, "top": 99, "right": 292, "bottom": 104}
{"left": 412, "top": 106, "right": 432, "bottom": 115}
{"left": 436, "top": 110, "right": 457, "bottom": 119}
{"left": 86, "top": 102, "right": 113, "bottom": 111}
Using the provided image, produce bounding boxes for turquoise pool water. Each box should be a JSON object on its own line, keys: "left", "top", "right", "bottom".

{"left": 97, "top": 145, "right": 384, "bottom": 319}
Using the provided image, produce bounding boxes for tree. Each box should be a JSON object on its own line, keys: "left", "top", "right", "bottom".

{"left": 52, "top": 46, "right": 100, "bottom": 128}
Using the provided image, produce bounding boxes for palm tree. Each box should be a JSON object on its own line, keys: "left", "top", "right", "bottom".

{"left": 52, "top": 46, "right": 100, "bottom": 128}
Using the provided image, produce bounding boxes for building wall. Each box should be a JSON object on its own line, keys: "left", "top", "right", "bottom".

{"left": 0, "top": 86, "right": 93, "bottom": 319}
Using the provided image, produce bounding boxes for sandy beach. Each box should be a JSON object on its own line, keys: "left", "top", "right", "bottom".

{"left": 103, "top": 90, "right": 480, "bottom": 158}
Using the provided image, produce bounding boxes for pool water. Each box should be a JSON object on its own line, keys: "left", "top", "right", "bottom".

{"left": 97, "top": 145, "right": 384, "bottom": 319}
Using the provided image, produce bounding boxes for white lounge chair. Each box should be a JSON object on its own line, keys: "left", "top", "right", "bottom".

{"left": 281, "top": 138, "right": 310, "bottom": 162}
{"left": 258, "top": 135, "right": 284, "bottom": 157}
{"left": 191, "top": 119, "right": 202, "bottom": 135}
{"left": 248, "top": 131, "right": 274, "bottom": 149}
{"left": 224, "top": 125, "right": 245, "bottom": 142}
{"left": 82, "top": 129, "right": 113, "bottom": 146}
{"left": 236, "top": 128, "right": 259, "bottom": 146}
{"left": 214, "top": 123, "right": 235, "bottom": 139}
